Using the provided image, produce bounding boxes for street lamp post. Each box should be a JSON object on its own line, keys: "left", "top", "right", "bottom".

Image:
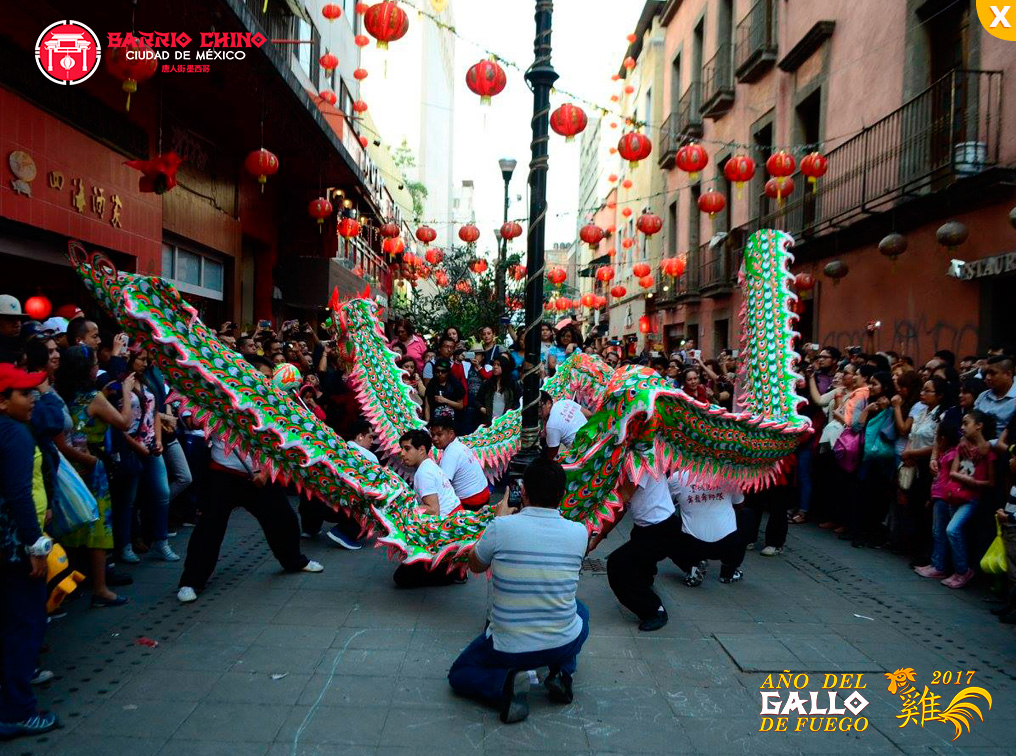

{"left": 495, "top": 157, "right": 516, "bottom": 332}
{"left": 514, "top": 0, "right": 559, "bottom": 472}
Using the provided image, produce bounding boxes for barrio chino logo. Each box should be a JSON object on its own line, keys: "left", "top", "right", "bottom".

{"left": 977, "top": 1, "right": 1016, "bottom": 40}
{"left": 35, "top": 20, "right": 101, "bottom": 85}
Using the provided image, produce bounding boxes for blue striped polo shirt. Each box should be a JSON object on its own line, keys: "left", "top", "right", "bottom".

{"left": 473, "top": 507, "right": 588, "bottom": 653}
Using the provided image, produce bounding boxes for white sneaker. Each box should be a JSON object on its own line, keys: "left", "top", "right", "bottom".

{"left": 760, "top": 546, "right": 783, "bottom": 557}
{"left": 302, "top": 560, "right": 324, "bottom": 573}
{"left": 177, "top": 586, "right": 197, "bottom": 603}
{"left": 151, "top": 540, "right": 180, "bottom": 562}
{"left": 683, "top": 566, "right": 704, "bottom": 587}
{"left": 119, "top": 545, "right": 141, "bottom": 564}
{"left": 30, "top": 668, "right": 55, "bottom": 685}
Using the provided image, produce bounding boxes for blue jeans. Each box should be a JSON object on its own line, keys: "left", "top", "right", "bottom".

{"left": 931, "top": 498, "right": 977, "bottom": 574}
{"left": 448, "top": 601, "right": 590, "bottom": 706}
{"left": 0, "top": 567, "right": 46, "bottom": 722}
{"left": 114, "top": 452, "right": 171, "bottom": 548}
{"left": 797, "top": 445, "right": 813, "bottom": 513}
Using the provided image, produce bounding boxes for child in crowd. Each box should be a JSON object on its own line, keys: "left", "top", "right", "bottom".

{"left": 917, "top": 411, "right": 996, "bottom": 588}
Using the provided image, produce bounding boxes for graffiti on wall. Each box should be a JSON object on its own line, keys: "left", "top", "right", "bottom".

{"left": 823, "top": 315, "right": 979, "bottom": 358}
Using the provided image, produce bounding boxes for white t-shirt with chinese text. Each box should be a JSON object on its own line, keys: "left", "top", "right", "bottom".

{"left": 629, "top": 474, "right": 676, "bottom": 527}
{"left": 669, "top": 471, "right": 744, "bottom": 543}
{"left": 438, "top": 438, "right": 488, "bottom": 500}
{"left": 546, "top": 399, "right": 587, "bottom": 449}
{"left": 413, "top": 458, "right": 460, "bottom": 517}
{"left": 349, "top": 440, "right": 379, "bottom": 465}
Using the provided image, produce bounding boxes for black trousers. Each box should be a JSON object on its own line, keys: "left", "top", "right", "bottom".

{"left": 298, "top": 497, "right": 361, "bottom": 538}
{"left": 672, "top": 528, "right": 749, "bottom": 580}
{"left": 744, "top": 487, "right": 789, "bottom": 548}
{"left": 392, "top": 562, "right": 464, "bottom": 588}
{"left": 606, "top": 515, "right": 687, "bottom": 621}
{"left": 179, "top": 469, "right": 308, "bottom": 591}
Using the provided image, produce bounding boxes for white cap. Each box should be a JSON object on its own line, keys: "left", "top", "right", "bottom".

{"left": 0, "top": 294, "right": 24, "bottom": 318}
{"left": 40, "top": 316, "right": 69, "bottom": 334}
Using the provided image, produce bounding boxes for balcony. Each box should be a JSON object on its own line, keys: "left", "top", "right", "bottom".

{"left": 697, "top": 240, "right": 735, "bottom": 297}
{"left": 659, "top": 84, "right": 705, "bottom": 167}
{"left": 700, "top": 44, "right": 735, "bottom": 119}
{"left": 735, "top": 0, "right": 777, "bottom": 83}
{"left": 741, "top": 69, "right": 1004, "bottom": 246}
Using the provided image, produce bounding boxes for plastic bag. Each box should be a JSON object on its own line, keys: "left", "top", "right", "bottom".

{"left": 980, "top": 522, "right": 1007, "bottom": 575}
{"left": 50, "top": 451, "right": 99, "bottom": 538}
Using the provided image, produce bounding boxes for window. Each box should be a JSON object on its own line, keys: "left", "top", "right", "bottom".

{"left": 667, "top": 200, "right": 678, "bottom": 255}
{"left": 296, "top": 18, "right": 312, "bottom": 78}
{"left": 643, "top": 87, "right": 652, "bottom": 125}
{"left": 670, "top": 55, "right": 682, "bottom": 116}
{"left": 162, "top": 242, "right": 226, "bottom": 301}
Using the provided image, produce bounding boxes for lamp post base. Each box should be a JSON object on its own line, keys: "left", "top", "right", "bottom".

{"left": 508, "top": 444, "right": 542, "bottom": 482}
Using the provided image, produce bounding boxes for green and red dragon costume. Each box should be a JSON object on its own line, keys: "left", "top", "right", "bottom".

{"left": 68, "top": 229, "right": 809, "bottom": 571}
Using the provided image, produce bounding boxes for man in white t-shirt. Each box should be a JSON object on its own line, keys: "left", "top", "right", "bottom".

{"left": 392, "top": 430, "right": 464, "bottom": 589}
{"left": 601, "top": 471, "right": 682, "bottom": 632}
{"left": 669, "top": 471, "right": 748, "bottom": 586}
{"left": 430, "top": 416, "right": 491, "bottom": 510}
{"left": 540, "top": 391, "right": 590, "bottom": 460}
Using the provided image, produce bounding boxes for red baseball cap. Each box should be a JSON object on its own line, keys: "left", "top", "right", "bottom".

{"left": 0, "top": 363, "right": 46, "bottom": 392}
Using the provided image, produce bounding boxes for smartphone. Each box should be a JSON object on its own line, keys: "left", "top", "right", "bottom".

{"left": 257, "top": 319, "right": 271, "bottom": 330}
{"left": 507, "top": 481, "right": 523, "bottom": 512}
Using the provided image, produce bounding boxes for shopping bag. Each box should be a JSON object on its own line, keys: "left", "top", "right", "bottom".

{"left": 833, "top": 427, "right": 864, "bottom": 473}
{"left": 980, "top": 522, "right": 1007, "bottom": 575}
{"left": 49, "top": 451, "right": 99, "bottom": 538}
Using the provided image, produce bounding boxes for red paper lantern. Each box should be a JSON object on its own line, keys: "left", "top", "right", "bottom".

{"left": 319, "top": 90, "right": 337, "bottom": 106}
{"left": 596, "top": 266, "right": 616, "bottom": 282}
{"left": 403, "top": 252, "right": 418, "bottom": 266}
{"left": 380, "top": 221, "right": 401, "bottom": 238}
{"left": 56, "top": 304, "right": 82, "bottom": 320}
{"left": 606, "top": 247, "right": 617, "bottom": 257}
{"left": 789, "top": 298, "right": 807, "bottom": 316}
{"left": 359, "top": 136, "right": 369, "bottom": 148}
{"left": 610, "top": 95, "right": 619, "bottom": 103}
{"left": 455, "top": 280, "right": 473, "bottom": 294}
{"left": 579, "top": 224, "right": 605, "bottom": 249}
{"left": 555, "top": 297, "right": 571, "bottom": 311}
{"left": 621, "top": 238, "right": 634, "bottom": 249}
{"left": 609, "top": 147, "right": 618, "bottom": 155}
{"left": 356, "top": 2, "right": 369, "bottom": 12}
{"left": 636, "top": 213, "right": 663, "bottom": 236}
{"left": 124, "top": 152, "right": 182, "bottom": 194}
{"left": 382, "top": 237, "right": 405, "bottom": 257}
{"left": 766, "top": 150, "right": 796, "bottom": 178}
{"left": 794, "top": 272, "right": 815, "bottom": 291}
{"left": 676, "top": 143, "right": 708, "bottom": 179}
{"left": 425, "top": 248, "right": 443, "bottom": 265}
{"left": 469, "top": 259, "right": 488, "bottom": 274}
{"left": 661, "top": 257, "right": 686, "bottom": 277}
{"left": 354, "top": 34, "right": 371, "bottom": 47}
{"left": 632, "top": 262, "right": 650, "bottom": 278}
{"left": 500, "top": 221, "right": 523, "bottom": 241}
{"left": 322, "top": 3, "right": 343, "bottom": 21}
{"left": 244, "top": 148, "right": 279, "bottom": 192}
{"left": 800, "top": 151, "right": 828, "bottom": 192}
{"left": 105, "top": 40, "right": 158, "bottom": 111}
{"left": 458, "top": 224, "right": 480, "bottom": 243}
{"left": 622, "top": 178, "right": 633, "bottom": 190}
{"left": 547, "top": 267, "right": 567, "bottom": 285}
{"left": 624, "top": 85, "right": 635, "bottom": 95}
{"left": 319, "top": 53, "right": 339, "bottom": 76}
{"left": 610, "top": 285, "right": 627, "bottom": 298}
{"left": 626, "top": 33, "right": 637, "bottom": 43}
{"left": 338, "top": 217, "right": 361, "bottom": 238}
{"left": 24, "top": 295, "right": 51, "bottom": 321}
{"left": 595, "top": 295, "right": 607, "bottom": 308}
{"left": 621, "top": 207, "right": 633, "bottom": 218}
{"left": 617, "top": 132, "right": 653, "bottom": 169}
{"left": 352, "top": 99, "right": 368, "bottom": 113}
{"left": 724, "top": 154, "right": 756, "bottom": 195}
{"left": 638, "top": 276, "right": 654, "bottom": 289}
{"left": 697, "top": 190, "right": 726, "bottom": 218}
{"left": 354, "top": 68, "right": 369, "bottom": 81}
{"left": 623, "top": 56, "right": 636, "bottom": 70}
{"left": 581, "top": 293, "right": 596, "bottom": 308}
{"left": 608, "top": 173, "right": 618, "bottom": 183}
{"left": 435, "top": 271, "right": 449, "bottom": 287}
{"left": 308, "top": 197, "right": 333, "bottom": 230}
{"left": 466, "top": 57, "right": 507, "bottom": 105}
{"left": 511, "top": 264, "right": 527, "bottom": 281}
{"left": 638, "top": 315, "right": 651, "bottom": 334}
{"left": 415, "top": 225, "right": 437, "bottom": 243}
{"left": 544, "top": 301, "right": 555, "bottom": 313}
{"left": 765, "top": 176, "right": 795, "bottom": 203}
{"left": 363, "top": 1, "right": 410, "bottom": 49}
{"left": 550, "top": 103, "right": 588, "bottom": 142}
{"left": 611, "top": 73, "right": 621, "bottom": 81}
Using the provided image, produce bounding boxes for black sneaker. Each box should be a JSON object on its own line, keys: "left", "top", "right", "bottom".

{"left": 0, "top": 711, "right": 58, "bottom": 739}
{"left": 545, "top": 672, "right": 573, "bottom": 703}
{"left": 638, "top": 607, "right": 669, "bottom": 632}
{"left": 683, "top": 566, "right": 703, "bottom": 587}
{"left": 499, "top": 670, "right": 531, "bottom": 724}
{"left": 719, "top": 569, "right": 743, "bottom": 584}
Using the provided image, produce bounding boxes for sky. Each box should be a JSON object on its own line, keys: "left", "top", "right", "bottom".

{"left": 445, "top": 1, "right": 644, "bottom": 258}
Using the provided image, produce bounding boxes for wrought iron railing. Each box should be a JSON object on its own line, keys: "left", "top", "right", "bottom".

{"left": 659, "top": 112, "right": 679, "bottom": 168}
{"left": 697, "top": 241, "right": 734, "bottom": 291}
{"left": 701, "top": 43, "right": 734, "bottom": 113}
{"left": 734, "top": 0, "right": 777, "bottom": 80}
{"left": 747, "top": 69, "right": 1003, "bottom": 239}
{"left": 678, "top": 82, "right": 703, "bottom": 137}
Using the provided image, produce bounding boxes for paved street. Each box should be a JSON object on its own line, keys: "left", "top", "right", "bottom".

{"left": 13, "top": 510, "right": 1016, "bottom": 756}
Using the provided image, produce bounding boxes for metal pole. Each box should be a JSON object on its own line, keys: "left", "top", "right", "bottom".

{"left": 516, "top": 0, "right": 558, "bottom": 466}
{"left": 495, "top": 177, "right": 510, "bottom": 331}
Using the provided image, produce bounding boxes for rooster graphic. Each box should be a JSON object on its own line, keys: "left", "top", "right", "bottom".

{"left": 885, "top": 668, "right": 993, "bottom": 741}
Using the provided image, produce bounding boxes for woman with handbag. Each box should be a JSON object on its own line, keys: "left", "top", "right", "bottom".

{"left": 56, "top": 346, "right": 135, "bottom": 607}
{"left": 823, "top": 365, "right": 871, "bottom": 533}
{"left": 849, "top": 372, "right": 898, "bottom": 548}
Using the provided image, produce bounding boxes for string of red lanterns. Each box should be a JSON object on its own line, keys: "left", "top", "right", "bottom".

{"left": 363, "top": 1, "right": 409, "bottom": 49}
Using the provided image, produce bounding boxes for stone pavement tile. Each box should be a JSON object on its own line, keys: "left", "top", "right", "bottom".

{"left": 144, "top": 642, "right": 248, "bottom": 672}
{"left": 265, "top": 744, "right": 375, "bottom": 756}
{"left": 231, "top": 644, "right": 327, "bottom": 674}
{"left": 662, "top": 681, "right": 759, "bottom": 719}
{"left": 574, "top": 658, "right": 655, "bottom": 687}
{"left": 315, "top": 646, "right": 408, "bottom": 677}
{"left": 179, "top": 620, "right": 265, "bottom": 646}
{"left": 634, "top": 636, "right": 732, "bottom": 662}
{"left": 481, "top": 710, "right": 589, "bottom": 752}
{"left": 39, "top": 735, "right": 165, "bottom": 756}
{"left": 868, "top": 716, "right": 1003, "bottom": 752}
{"left": 203, "top": 670, "right": 313, "bottom": 705}
{"left": 582, "top": 713, "right": 694, "bottom": 753}
{"left": 790, "top": 635, "right": 882, "bottom": 671}
{"left": 268, "top": 607, "right": 353, "bottom": 628}
{"left": 157, "top": 739, "right": 270, "bottom": 756}
{"left": 681, "top": 715, "right": 898, "bottom": 754}
{"left": 107, "top": 668, "right": 223, "bottom": 702}
{"left": 282, "top": 588, "right": 365, "bottom": 608}
{"left": 562, "top": 683, "right": 674, "bottom": 720}
{"left": 576, "top": 634, "right": 640, "bottom": 660}
{"left": 391, "top": 675, "right": 487, "bottom": 712}
{"left": 73, "top": 699, "right": 197, "bottom": 739}
{"left": 253, "top": 624, "right": 338, "bottom": 649}
{"left": 197, "top": 602, "right": 284, "bottom": 625}
{"left": 335, "top": 626, "right": 416, "bottom": 651}
{"left": 298, "top": 672, "right": 397, "bottom": 707}
{"left": 344, "top": 602, "right": 425, "bottom": 629}
{"left": 407, "top": 629, "right": 478, "bottom": 655}
{"left": 400, "top": 648, "right": 462, "bottom": 679}
{"left": 175, "top": 702, "right": 292, "bottom": 742}
{"left": 276, "top": 704, "right": 387, "bottom": 747}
